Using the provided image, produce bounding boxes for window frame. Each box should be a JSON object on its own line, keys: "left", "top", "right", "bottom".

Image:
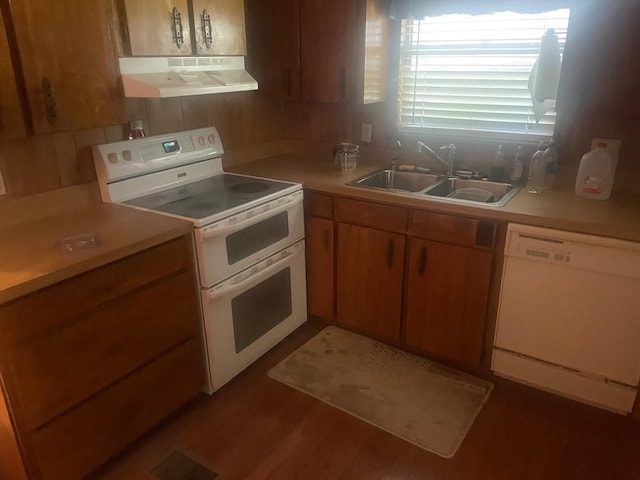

{"left": 393, "top": 9, "right": 571, "bottom": 145}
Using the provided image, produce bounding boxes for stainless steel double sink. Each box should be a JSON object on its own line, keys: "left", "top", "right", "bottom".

{"left": 347, "top": 168, "right": 521, "bottom": 207}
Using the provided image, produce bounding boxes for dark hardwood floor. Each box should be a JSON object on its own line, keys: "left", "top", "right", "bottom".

{"left": 91, "top": 319, "right": 640, "bottom": 480}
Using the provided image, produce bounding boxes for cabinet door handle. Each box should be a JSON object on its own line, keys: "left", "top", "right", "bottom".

{"left": 41, "top": 77, "right": 57, "bottom": 126}
{"left": 418, "top": 246, "right": 427, "bottom": 276}
{"left": 339, "top": 67, "right": 346, "bottom": 100}
{"left": 172, "top": 6, "right": 185, "bottom": 49}
{"left": 202, "top": 9, "right": 213, "bottom": 49}
{"left": 286, "top": 68, "right": 292, "bottom": 97}
{"left": 387, "top": 239, "right": 395, "bottom": 268}
{"left": 323, "top": 228, "right": 330, "bottom": 250}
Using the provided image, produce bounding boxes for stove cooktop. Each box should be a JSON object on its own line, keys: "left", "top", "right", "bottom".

{"left": 124, "top": 173, "right": 296, "bottom": 222}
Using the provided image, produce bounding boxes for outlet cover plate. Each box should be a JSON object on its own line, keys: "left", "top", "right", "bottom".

{"left": 591, "top": 138, "right": 621, "bottom": 159}
{"left": 361, "top": 123, "right": 372, "bottom": 143}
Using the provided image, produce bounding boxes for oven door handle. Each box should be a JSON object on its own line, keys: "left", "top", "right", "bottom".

{"left": 206, "top": 243, "right": 304, "bottom": 300}
{"left": 200, "top": 191, "right": 303, "bottom": 239}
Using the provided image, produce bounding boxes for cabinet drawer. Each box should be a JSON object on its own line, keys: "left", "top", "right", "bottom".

{"left": 0, "top": 236, "right": 194, "bottom": 346}
{"left": 5, "top": 270, "right": 200, "bottom": 431}
{"left": 305, "top": 191, "right": 334, "bottom": 219}
{"left": 337, "top": 198, "right": 407, "bottom": 232}
{"left": 28, "top": 339, "right": 204, "bottom": 480}
{"left": 409, "top": 210, "right": 496, "bottom": 248}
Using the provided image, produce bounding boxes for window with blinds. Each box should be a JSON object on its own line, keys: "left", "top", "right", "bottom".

{"left": 398, "top": 9, "right": 570, "bottom": 140}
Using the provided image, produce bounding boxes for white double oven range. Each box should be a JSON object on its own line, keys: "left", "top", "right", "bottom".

{"left": 93, "top": 127, "right": 307, "bottom": 393}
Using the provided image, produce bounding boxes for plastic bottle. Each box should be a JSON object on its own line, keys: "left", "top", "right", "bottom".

{"left": 128, "top": 120, "right": 146, "bottom": 139}
{"left": 574, "top": 143, "right": 616, "bottom": 200}
{"left": 527, "top": 141, "right": 546, "bottom": 194}
{"left": 489, "top": 144, "right": 506, "bottom": 182}
{"left": 510, "top": 145, "right": 523, "bottom": 183}
{"left": 542, "top": 140, "right": 558, "bottom": 190}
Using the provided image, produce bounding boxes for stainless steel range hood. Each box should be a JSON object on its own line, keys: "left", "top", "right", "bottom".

{"left": 118, "top": 56, "right": 258, "bottom": 98}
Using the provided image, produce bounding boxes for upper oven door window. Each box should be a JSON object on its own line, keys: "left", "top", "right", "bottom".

{"left": 226, "top": 211, "right": 289, "bottom": 265}
{"left": 197, "top": 190, "right": 305, "bottom": 287}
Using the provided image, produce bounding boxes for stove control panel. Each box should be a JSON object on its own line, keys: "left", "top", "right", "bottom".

{"left": 93, "top": 127, "right": 224, "bottom": 182}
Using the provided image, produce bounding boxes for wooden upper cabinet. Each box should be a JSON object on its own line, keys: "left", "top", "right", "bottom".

{"left": 192, "top": 0, "right": 246, "bottom": 55}
{"left": 0, "top": 10, "right": 26, "bottom": 138}
{"left": 245, "top": 0, "right": 300, "bottom": 100}
{"left": 300, "top": 0, "right": 358, "bottom": 103}
{"left": 7, "top": 0, "right": 123, "bottom": 133}
{"left": 299, "top": 0, "right": 388, "bottom": 103}
{"left": 125, "top": 0, "right": 194, "bottom": 56}
{"left": 124, "top": 0, "right": 246, "bottom": 56}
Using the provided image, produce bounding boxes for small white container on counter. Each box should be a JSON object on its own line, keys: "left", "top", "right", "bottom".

{"left": 575, "top": 143, "right": 616, "bottom": 200}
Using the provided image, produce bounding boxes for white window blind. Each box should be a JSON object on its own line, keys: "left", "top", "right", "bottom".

{"left": 398, "top": 9, "right": 570, "bottom": 140}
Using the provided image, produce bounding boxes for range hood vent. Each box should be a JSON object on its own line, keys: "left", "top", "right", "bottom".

{"left": 119, "top": 56, "right": 258, "bottom": 98}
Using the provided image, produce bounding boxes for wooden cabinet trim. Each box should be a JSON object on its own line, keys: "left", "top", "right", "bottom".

{"left": 305, "top": 191, "right": 334, "bottom": 219}
{"left": 337, "top": 197, "right": 407, "bottom": 233}
{"left": 305, "top": 216, "right": 335, "bottom": 320}
{"left": 409, "top": 209, "right": 497, "bottom": 249}
{"left": 28, "top": 339, "right": 203, "bottom": 480}
{"left": 6, "top": 270, "right": 199, "bottom": 431}
{"left": 0, "top": 236, "right": 193, "bottom": 346}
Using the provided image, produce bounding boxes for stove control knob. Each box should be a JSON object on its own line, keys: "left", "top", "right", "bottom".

{"left": 122, "top": 150, "right": 133, "bottom": 161}
{"left": 208, "top": 134, "right": 216, "bottom": 144}
{"left": 107, "top": 152, "right": 119, "bottom": 164}
{"left": 198, "top": 136, "right": 206, "bottom": 146}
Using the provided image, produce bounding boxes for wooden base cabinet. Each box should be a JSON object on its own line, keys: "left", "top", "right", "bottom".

{"left": 404, "top": 238, "right": 493, "bottom": 369}
{"left": 0, "top": 235, "right": 204, "bottom": 480}
{"left": 305, "top": 215, "right": 335, "bottom": 320}
{"left": 336, "top": 223, "right": 405, "bottom": 342}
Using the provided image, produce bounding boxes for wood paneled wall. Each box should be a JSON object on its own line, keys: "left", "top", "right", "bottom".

{"left": 1, "top": 0, "right": 638, "bottom": 200}
{"left": 554, "top": 0, "right": 640, "bottom": 193}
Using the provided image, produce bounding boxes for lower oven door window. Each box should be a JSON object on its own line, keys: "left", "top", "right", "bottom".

{"left": 201, "top": 240, "right": 307, "bottom": 393}
{"left": 232, "top": 267, "right": 292, "bottom": 353}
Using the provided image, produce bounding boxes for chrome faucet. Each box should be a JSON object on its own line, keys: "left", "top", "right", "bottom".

{"left": 416, "top": 141, "right": 456, "bottom": 177}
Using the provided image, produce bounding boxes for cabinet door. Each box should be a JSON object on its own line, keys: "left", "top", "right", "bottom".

{"left": 305, "top": 216, "right": 334, "bottom": 320}
{"left": 245, "top": 0, "right": 300, "bottom": 100}
{"left": 404, "top": 238, "right": 493, "bottom": 368}
{"left": 337, "top": 223, "right": 405, "bottom": 342}
{"left": 300, "top": 0, "right": 358, "bottom": 102}
{"left": 9, "top": 0, "right": 123, "bottom": 133}
{"left": 125, "top": 0, "right": 193, "bottom": 56}
{"left": 0, "top": 10, "right": 26, "bottom": 138}
{"left": 193, "top": 0, "right": 246, "bottom": 55}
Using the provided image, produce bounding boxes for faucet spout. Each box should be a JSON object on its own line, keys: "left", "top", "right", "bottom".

{"left": 416, "top": 141, "right": 456, "bottom": 177}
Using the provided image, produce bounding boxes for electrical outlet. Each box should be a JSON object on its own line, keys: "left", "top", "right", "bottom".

{"left": 0, "top": 168, "right": 6, "bottom": 196}
{"left": 591, "top": 138, "right": 621, "bottom": 159}
{"left": 361, "top": 123, "right": 372, "bottom": 143}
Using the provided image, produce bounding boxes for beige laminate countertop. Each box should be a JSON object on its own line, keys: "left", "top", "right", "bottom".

{"left": 0, "top": 184, "right": 193, "bottom": 304}
{"left": 226, "top": 152, "right": 640, "bottom": 242}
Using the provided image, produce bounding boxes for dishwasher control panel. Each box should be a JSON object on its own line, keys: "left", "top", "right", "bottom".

{"left": 505, "top": 223, "right": 640, "bottom": 279}
{"left": 511, "top": 233, "right": 572, "bottom": 264}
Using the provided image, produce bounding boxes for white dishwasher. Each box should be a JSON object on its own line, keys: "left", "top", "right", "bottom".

{"left": 493, "top": 223, "right": 640, "bottom": 413}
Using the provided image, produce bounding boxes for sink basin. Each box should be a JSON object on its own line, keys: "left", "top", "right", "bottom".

{"left": 423, "top": 178, "right": 520, "bottom": 206}
{"left": 347, "top": 167, "right": 521, "bottom": 206}
{"left": 348, "top": 169, "right": 443, "bottom": 192}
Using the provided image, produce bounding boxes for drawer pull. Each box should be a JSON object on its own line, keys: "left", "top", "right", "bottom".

{"left": 418, "top": 246, "right": 427, "bottom": 275}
